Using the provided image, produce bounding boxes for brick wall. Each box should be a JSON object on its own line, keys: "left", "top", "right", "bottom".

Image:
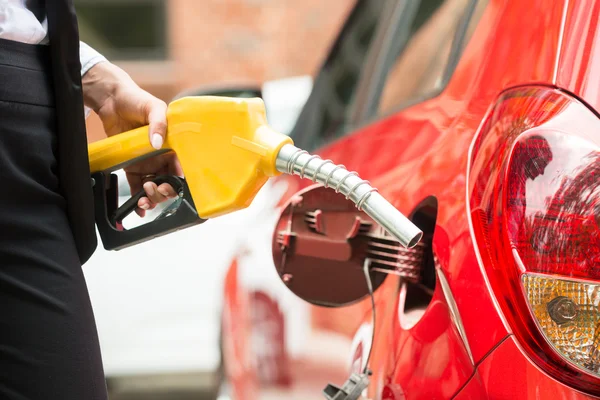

{"left": 86, "top": 0, "right": 355, "bottom": 143}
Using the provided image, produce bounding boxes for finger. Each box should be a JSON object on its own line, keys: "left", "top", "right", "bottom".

{"left": 141, "top": 174, "right": 157, "bottom": 184}
{"left": 143, "top": 181, "right": 169, "bottom": 205}
{"left": 147, "top": 99, "right": 168, "bottom": 150}
{"left": 156, "top": 183, "right": 177, "bottom": 199}
{"left": 137, "top": 197, "right": 151, "bottom": 211}
{"left": 136, "top": 195, "right": 158, "bottom": 215}
{"left": 125, "top": 173, "right": 145, "bottom": 217}
{"left": 127, "top": 174, "right": 143, "bottom": 197}
{"left": 135, "top": 203, "right": 146, "bottom": 218}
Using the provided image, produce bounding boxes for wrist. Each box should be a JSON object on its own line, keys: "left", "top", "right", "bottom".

{"left": 82, "top": 61, "right": 133, "bottom": 113}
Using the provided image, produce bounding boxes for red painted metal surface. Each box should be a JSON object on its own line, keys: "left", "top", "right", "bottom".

{"left": 556, "top": 0, "right": 600, "bottom": 113}
{"left": 379, "top": 288, "right": 475, "bottom": 399}
{"left": 455, "top": 337, "right": 598, "bottom": 399}
{"left": 220, "top": 0, "right": 600, "bottom": 397}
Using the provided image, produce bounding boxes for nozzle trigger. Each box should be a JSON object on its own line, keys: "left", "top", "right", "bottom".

{"left": 92, "top": 171, "right": 207, "bottom": 251}
{"left": 112, "top": 175, "right": 185, "bottom": 224}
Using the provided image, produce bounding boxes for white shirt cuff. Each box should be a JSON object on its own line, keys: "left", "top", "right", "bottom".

{"left": 80, "top": 41, "right": 107, "bottom": 77}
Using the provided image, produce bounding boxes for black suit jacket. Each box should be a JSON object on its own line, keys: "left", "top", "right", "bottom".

{"left": 46, "top": 0, "right": 98, "bottom": 264}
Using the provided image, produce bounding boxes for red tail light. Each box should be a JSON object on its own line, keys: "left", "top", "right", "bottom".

{"left": 467, "top": 86, "right": 600, "bottom": 394}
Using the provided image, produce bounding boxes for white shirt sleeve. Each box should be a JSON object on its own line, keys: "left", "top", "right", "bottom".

{"left": 80, "top": 41, "right": 108, "bottom": 77}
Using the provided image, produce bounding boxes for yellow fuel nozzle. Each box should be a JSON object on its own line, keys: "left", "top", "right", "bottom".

{"left": 89, "top": 96, "right": 422, "bottom": 251}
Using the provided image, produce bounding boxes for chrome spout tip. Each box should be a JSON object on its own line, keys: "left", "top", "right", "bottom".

{"left": 407, "top": 231, "right": 423, "bottom": 249}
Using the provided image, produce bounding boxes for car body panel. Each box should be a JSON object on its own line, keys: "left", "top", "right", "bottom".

{"left": 314, "top": 0, "right": 566, "bottom": 375}
{"left": 454, "top": 336, "right": 597, "bottom": 399}
{"left": 352, "top": 281, "right": 475, "bottom": 399}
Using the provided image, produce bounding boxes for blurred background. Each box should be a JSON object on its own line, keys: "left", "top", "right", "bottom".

{"left": 81, "top": 0, "right": 355, "bottom": 143}
{"left": 78, "top": 1, "right": 358, "bottom": 399}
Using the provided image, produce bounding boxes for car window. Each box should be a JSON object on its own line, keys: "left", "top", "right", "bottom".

{"left": 376, "top": 0, "right": 482, "bottom": 115}
{"left": 291, "top": 0, "right": 391, "bottom": 151}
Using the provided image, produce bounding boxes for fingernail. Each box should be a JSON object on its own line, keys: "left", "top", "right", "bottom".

{"left": 157, "top": 187, "right": 170, "bottom": 198}
{"left": 151, "top": 133, "right": 163, "bottom": 150}
{"left": 140, "top": 203, "right": 150, "bottom": 210}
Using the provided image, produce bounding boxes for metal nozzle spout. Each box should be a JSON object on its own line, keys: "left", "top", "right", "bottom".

{"left": 275, "top": 144, "right": 423, "bottom": 248}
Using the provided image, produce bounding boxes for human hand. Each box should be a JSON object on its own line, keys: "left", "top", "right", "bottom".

{"left": 82, "top": 61, "right": 182, "bottom": 216}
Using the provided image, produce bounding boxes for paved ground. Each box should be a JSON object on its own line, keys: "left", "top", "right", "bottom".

{"left": 111, "top": 391, "right": 216, "bottom": 400}
{"left": 107, "top": 372, "right": 218, "bottom": 400}
{"left": 110, "top": 391, "right": 215, "bottom": 400}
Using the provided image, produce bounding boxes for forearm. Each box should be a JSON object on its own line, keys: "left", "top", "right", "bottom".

{"left": 81, "top": 61, "right": 134, "bottom": 113}
{"left": 80, "top": 41, "right": 108, "bottom": 117}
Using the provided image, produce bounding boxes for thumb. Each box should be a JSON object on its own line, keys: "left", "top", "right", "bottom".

{"left": 147, "top": 99, "right": 168, "bottom": 150}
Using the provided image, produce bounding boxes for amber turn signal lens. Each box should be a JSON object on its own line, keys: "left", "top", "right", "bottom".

{"left": 522, "top": 274, "right": 600, "bottom": 376}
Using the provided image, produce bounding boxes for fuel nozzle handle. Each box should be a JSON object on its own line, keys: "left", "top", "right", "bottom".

{"left": 276, "top": 144, "right": 423, "bottom": 248}
{"left": 89, "top": 96, "right": 423, "bottom": 251}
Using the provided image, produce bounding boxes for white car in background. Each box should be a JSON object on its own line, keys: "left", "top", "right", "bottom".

{"left": 82, "top": 75, "right": 312, "bottom": 390}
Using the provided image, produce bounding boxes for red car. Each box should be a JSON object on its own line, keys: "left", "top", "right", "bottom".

{"left": 219, "top": 0, "right": 600, "bottom": 398}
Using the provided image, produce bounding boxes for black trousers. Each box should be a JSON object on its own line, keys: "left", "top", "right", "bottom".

{"left": 0, "top": 39, "right": 107, "bottom": 399}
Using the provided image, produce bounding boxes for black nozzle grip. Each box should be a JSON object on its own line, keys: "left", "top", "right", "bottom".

{"left": 92, "top": 171, "right": 207, "bottom": 251}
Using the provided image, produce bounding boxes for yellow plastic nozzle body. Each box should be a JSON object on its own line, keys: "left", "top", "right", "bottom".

{"left": 88, "top": 96, "right": 293, "bottom": 219}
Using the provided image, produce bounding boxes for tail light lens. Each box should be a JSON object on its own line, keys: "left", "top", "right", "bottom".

{"left": 467, "top": 86, "right": 600, "bottom": 393}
